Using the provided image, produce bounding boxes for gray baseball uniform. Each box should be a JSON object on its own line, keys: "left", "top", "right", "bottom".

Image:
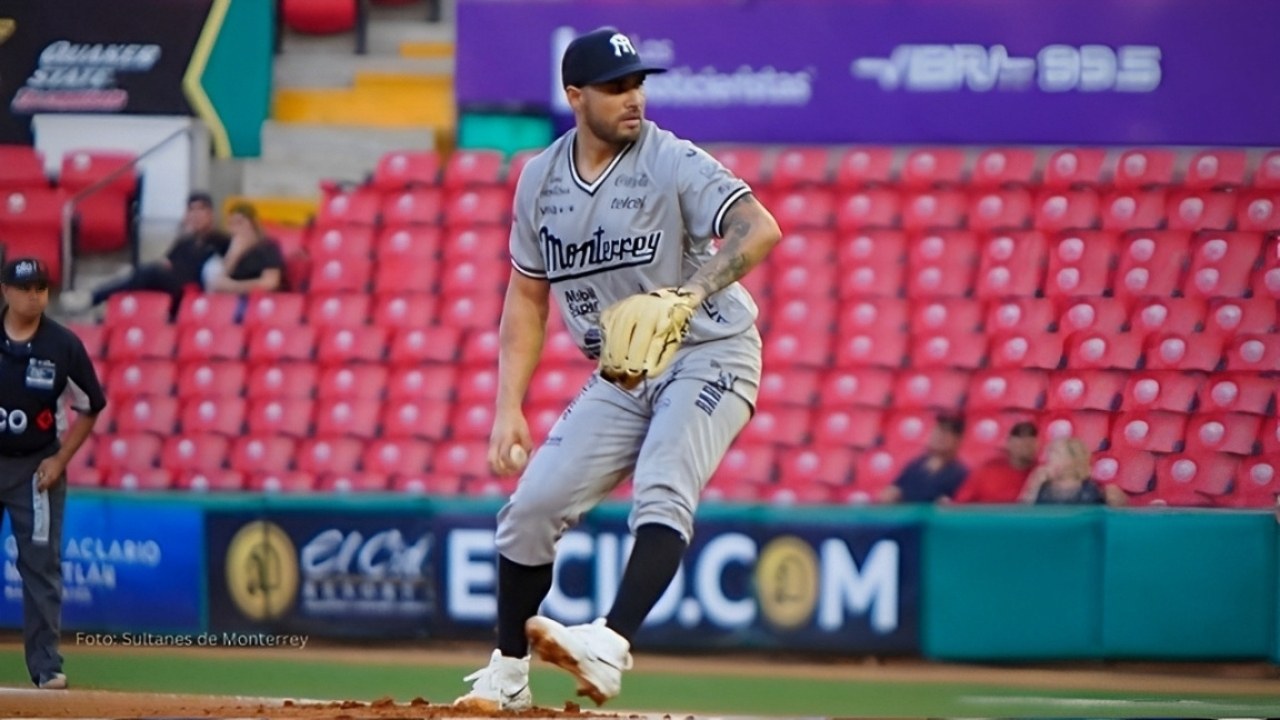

{"left": 495, "top": 120, "right": 763, "bottom": 566}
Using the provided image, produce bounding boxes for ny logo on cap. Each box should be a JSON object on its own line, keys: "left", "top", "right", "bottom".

{"left": 609, "top": 33, "right": 636, "bottom": 57}
{"left": 13, "top": 261, "right": 37, "bottom": 279}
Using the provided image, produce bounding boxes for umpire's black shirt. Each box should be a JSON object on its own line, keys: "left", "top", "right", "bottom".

{"left": 0, "top": 309, "right": 106, "bottom": 456}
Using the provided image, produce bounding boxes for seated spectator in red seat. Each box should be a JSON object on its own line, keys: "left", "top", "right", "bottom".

{"left": 202, "top": 203, "right": 284, "bottom": 295}
{"left": 62, "top": 192, "right": 230, "bottom": 317}
{"left": 1022, "top": 437, "right": 1126, "bottom": 506}
{"left": 953, "top": 421, "right": 1038, "bottom": 504}
{"left": 879, "top": 414, "right": 968, "bottom": 503}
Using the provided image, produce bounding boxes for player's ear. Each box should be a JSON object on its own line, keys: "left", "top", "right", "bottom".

{"left": 565, "top": 85, "right": 584, "bottom": 113}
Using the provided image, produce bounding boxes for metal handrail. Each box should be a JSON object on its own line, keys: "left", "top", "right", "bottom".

{"left": 60, "top": 124, "right": 196, "bottom": 290}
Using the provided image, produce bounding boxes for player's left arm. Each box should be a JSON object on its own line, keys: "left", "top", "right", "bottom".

{"left": 680, "top": 194, "right": 781, "bottom": 305}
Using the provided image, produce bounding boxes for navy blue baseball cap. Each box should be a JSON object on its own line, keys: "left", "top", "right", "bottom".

{"left": 1, "top": 257, "right": 51, "bottom": 287}
{"left": 561, "top": 27, "right": 667, "bottom": 88}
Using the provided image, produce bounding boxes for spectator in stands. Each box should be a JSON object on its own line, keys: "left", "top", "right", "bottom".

{"left": 878, "top": 414, "right": 969, "bottom": 503}
{"left": 60, "top": 192, "right": 230, "bottom": 318}
{"left": 1021, "top": 437, "right": 1126, "bottom": 506}
{"left": 952, "top": 421, "right": 1039, "bottom": 504}
{"left": 201, "top": 202, "right": 284, "bottom": 295}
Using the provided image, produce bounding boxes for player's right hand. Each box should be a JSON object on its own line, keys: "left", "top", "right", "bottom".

{"left": 488, "top": 409, "right": 533, "bottom": 476}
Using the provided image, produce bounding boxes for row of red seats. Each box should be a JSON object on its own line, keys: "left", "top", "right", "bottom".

{"left": 759, "top": 185, "right": 1280, "bottom": 234}
{"left": 315, "top": 184, "right": 513, "bottom": 229}
{"left": 713, "top": 146, "right": 1280, "bottom": 191}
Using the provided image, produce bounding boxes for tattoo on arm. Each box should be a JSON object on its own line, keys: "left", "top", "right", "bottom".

{"left": 686, "top": 195, "right": 768, "bottom": 300}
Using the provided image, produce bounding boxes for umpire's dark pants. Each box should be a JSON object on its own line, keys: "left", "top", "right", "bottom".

{"left": 0, "top": 448, "right": 65, "bottom": 684}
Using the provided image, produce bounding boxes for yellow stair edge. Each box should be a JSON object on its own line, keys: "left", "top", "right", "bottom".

{"left": 353, "top": 70, "right": 453, "bottom": 90}
{"left": 274, "top": 87, "right": 455, "bottom": 130}
{"left": 399, "top": 40, "right": 454, "bottom": 59}
{"left": 222, "top": 195, "right": 317, "bottom": 227}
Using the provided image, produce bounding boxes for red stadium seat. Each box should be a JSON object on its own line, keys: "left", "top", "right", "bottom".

{"left": 709, "top": 146, "right": 766, "bottom": 187}
{"left": 441, "top": 259, "right": 506, "bottom": 297}
{"left": 459, "top": 328, "right": 500, "bottom": 366}
{"left": 1119, "top": 371, "right": 1202, "bottom": 413}
{"left": 763, "top": 328, "right": 833, "bottom": 369}
{"left": 835, "top": 188, "right": 901, "bottom": 230}
{"left": 1091, "top": 449, "right": 1156, "bottom": 496}
{"left": 1184, "top": 412, "right": 1262, "bottom": 455}
{"left": 371, "top": 150, "right": 440, "bottom": 191}
{"left": 246, "top": 325, "right": 316, "bottom": 364}
{"left": 444, "top": 225, "right": 507, "bottom": 263}
{"left": 777, "top": 447, "right": 856, "bottom": 489}
{"left": 1056, "top": 297, "right": 1127, "bottom": 334}
{"left": 892, "top": 369, "right": 969, "bottom": 410}
{"left": 773, "top": 229, "right": 837, "bottom": 268}
{"left": 307, "top": 255, "right": 372, "bottom": 294}
{"left": 113, "top": 395, "right": 178, "bottom": 436}
{"left": 387, "top": 326, "right": 463, "bottom": 366}
{"left": 106, "top": 360, "right": 175, "bottom": 399}
{"left": 971, "top": 148, "right": 1037, "bottom": 188}
{"left": 1128, "top": 297, "right": 1204, "bottom": 336}
{"left": 1262, "top": 419, "right": 1280, "bottom": 456}
{"left": 161, "top": 434, "right": 229, "bottom": 473}
{"left": 961, "top": 410, "right": 1037, "bottom": 467}
{"left": 372, "top": 293, "right": 436, "bottom": 330}
{"left": 985, "top": 297, "right": 1057, "bottom": 334}
{"left": 847, "top": 448, "right": 908, "bottom": 503}
{"left": 296, "top": 437, "right": 363, "bottom": 475}
{"left": 901, "top": 148, "right": 966, "bottom": 189}
{"left": 975, "top": 230, "right": 1047, "bottom": 299}
{"left": 175, "top": 469, "right": 245, "bottom": 493}
{"left": 967, "top": 369, "right": 1048, "bottom": 411}
{"left": 316, "top": 185, "right": 379, "bottom": 227}
{"left": 1185, "top": 231, "right": 1263, "bottom": 298}
{"left": 230, "top": 436, "right": 297, "bottom": 474}
{"left": 306, "top": 292, "right": 371, "bottom": 327}
{"left": 179, "top": 396, "right": 246, "bottom": 436}
{"left": 0, "top": 188, "right": 65, "bottom": 282}
{"left": 176, "top": 324, "right": 246, "bottom": 363}
{"left": 1166, "top": 190, "right": 1236, "bottom": 231}
{"left": 771, "top": 188, "right": 835, "bottom": 231}
{"left": 94, "top": 433, "right": 161, "bottom": 473}
{"left": 307, "top": 225, "right": 375, "bottom": 260}
{"left": 59, "top": 150, "right": 138, "bottom": 252}
{"left": 0, "top": 145, "right": 47, "bottom": 189}
{"left": 315, "top": 325, "right": 387, "bottom": 365}
{"left": 381, "top": 398, "right": 450, "bottom": 440}
{"left": 712, "top": 443, "right": 777, "bottom": 488}
{"left": 245, "top": 471, "right": 316, "bottom": 493}
{"left": 376, "top": 226, "right": 440, "bottom": 261}
{"left": 1111, "top": 411, "right": 1187, "bottom": 453}
{"left": 505, "top": 150, "right": 539, "bottom": 188}
{"left": 445, "top": 187, "right": 511, "bottom": 226}
{"left": 456, "top": 364, "right": 499, "bottom": 402}
{"left": 757, "top": 368, "right": 820, "bottom": 408}
{"left": 177, "top": 293, "right": 241, "bottom": 328}
{"left": 1151, "top": 453, "right": 1234, "bottom": 506}
{"left": 1221, "top": 455, "right": 1280, "bottom": 508}
{"left": 431, "top": 440, "right": 491, "bottom": 479}
{"left": 176, "top": 360, "right": 246, "bottom": 400}
{"left": 1114, "top": 230, "right": 1191, "bottom": 300}
{"left": 837, "top": 256, "right": 904, "bottom": 299}
{"left": 386, "top": 364, "right": 455, "bottom": 402}
{"left": 317, "top": 473, "right": 391, "bottom": 496}
{"left": 1042, "top": 148, "right": 1107, "bottom": 189}
{"left": 988, "top": 331, "right": 1064, "bottom": 370}
{"left": 438, "top": 292, "right": 502, "bottom": 331}
{"left": 833, "top": 147, "right": 894, "bottom": 189}
{"left": 105, "top": 292, "right": 170, "bottom": 328}
{"left": 68, "top": 323, "right": 105, "bottom": 359}
{"left": 392, "top": 473, "right": 465, "bottom": 496}
{"left": 818, "top": 367, "right": 894, "bottom": 408}
{"left": 107, "top": 323, "right": 176, "bottom": 361}
{"left": 362, "top": 438, "right": 433, "bottom": 476}
{"left": 1236, "top": 191, "right": 1280, "bottom": 232}
{"left": 317, "top": 364, "right": 387, "bottom": 402}
{"left": 908, "top": 298, "right": 983, "bottom": 335}
{"left": 1046, "top": 370, "right": 1124, "bottom": 412}
{"left": 1143, "top": 332, "right": 1223, "bottom": 372}
{"left": 246, "top": 361, "right": 317, "bottom": 399}
{"left": 770, "top": 147, "right": 831, "bottom": 189}
{"left": 1224, "top": 334, "right": 1280, "bottom": 372}
{"left": 313, "top": 398, "right": 380, "bottom": 439}
{"left": 280, "top": 0, "right": 356, "bottom": 34}
{"left": 1253, "top": 151, "right": 1280, "bottom": 190}
{"left": 907, "top": 236, "right": 978, "bottom": 297}
{"left": 1034, "top": 189, "right": 1100, "bottom": 232}
{"left": 246, "top": 397, "right": 314, "bottom": 438}
{"left": 1100, "top": 190, "right": 1166, "bottom": 231}
{"left": 882, "top": 410, "right": 936, "bottom": 454}
{"left": 1205, "top": 297, "right": 1276, "bottom": 336}
{"left": 908, "top": 329, "right": 985, "bottom": 370}
{"left": 381, "top": 188, "right": 443, "bottom": 227}
{"left": 740, "top": 406, "right": 809, "bottom": 446}
{"left": 837, "top": 297, "right": 907, "bottom": 335}
{"left": 443, "top": 150, "right": 504, "bottom": 189}
{"left": 449, "top": 399, "right": 496, "bottom": 441}
{"left": 968, "top": 189, "right": 1032, "bottom": 232}
{"left": 241, "top": 292, "right": 305, "bottom": 328}
{"left": 902, "top": 190, "right": 966, "bottom": 231}
{"left": 1196, "top": 373, "right": 1273, "bottom": 415}
{"left": 1040, "top": 409, "right": 1113, "bottom": 452}
{"left": 1064, "top": 331, "right": 1142, "bottom": 370}
{"left": 1112, "top": 149, "right": 1175, "bottom": 189}
{"left": 833, "top": 327, "right": 906, "bottom": 369}
{"left": 105, "top": 468, "right": 173, "bottom": 492}
{"left": 811, "top": 407, "right": 882, "bottom": 449}
{"left": 527, "top": 403, "right": 566, "bottom": 444}
{"left": 1184, "top": 150, "right": 1247, "bottom": 190}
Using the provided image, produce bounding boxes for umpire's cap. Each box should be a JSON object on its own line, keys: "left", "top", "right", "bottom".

{"left": 1, "top": 257, "right": 51, "bottom": 287}
{"left": 561, "top": 27, "right": 667, "bottom": 88}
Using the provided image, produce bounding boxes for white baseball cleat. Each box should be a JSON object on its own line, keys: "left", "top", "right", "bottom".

{"left": 525, "top": 616, "right": 633, "bottom": 705}
{"left": 453, "top": 649, "right": 531, "bottom": 711}
{"left": 37, "top": 672, "right": 67, "bottom": 690}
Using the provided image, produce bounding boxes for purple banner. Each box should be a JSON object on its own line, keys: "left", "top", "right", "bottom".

{"left": 457, "top": 0, "right": 1280, "bottom": 146}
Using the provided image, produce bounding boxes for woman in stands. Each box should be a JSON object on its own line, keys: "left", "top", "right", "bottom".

{"left": 203, "top": 203, "right": 285, "bottom": 294}
{"left": 1022, "top": 437, "right": 1126, "bottom": 506}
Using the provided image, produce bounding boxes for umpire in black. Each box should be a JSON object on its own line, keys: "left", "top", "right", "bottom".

{"left": 0, "top": 258, "right": 105, "bottom": 689}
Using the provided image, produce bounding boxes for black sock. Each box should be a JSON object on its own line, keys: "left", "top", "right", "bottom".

{"left": 605, "top": 523, "right": 688, "bottom": 643}
{"left": 497, "top": 554, "right": 554, "bottom": 658}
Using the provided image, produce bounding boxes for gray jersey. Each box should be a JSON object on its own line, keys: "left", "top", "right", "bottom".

{"left": 509, "top": 121, "right": 759, "bottom": 359}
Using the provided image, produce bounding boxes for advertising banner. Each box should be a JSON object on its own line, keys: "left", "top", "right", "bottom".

{"left": 0, "top": 497, "right": 203, "bottom": 634}
{"left": 457, "top": 0, "right": 1280, "bottom": 146}
{"left": 435, "top": 507, "right": 921, "bottom": 653}
{"left": 205, "top": 510, "right": 437, "bottom": 638}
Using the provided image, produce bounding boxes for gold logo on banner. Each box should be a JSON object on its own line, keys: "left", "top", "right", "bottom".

{"left": 755, "top": 535, "right": 819, "bottom": 629}
{"left": 0, "top": 19, "right": 15, "bottom": 46}
{"left": 225, "top": 521, "right": 298, "bottom": 621}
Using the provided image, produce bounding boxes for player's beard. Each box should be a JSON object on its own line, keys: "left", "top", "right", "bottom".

{"left": 585, "top": 108, "right": 641, "bottom": 148}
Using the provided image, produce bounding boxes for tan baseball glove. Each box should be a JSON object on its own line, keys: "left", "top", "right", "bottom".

{"left": 598, "top": 288, "right": 697, "bottom": 389}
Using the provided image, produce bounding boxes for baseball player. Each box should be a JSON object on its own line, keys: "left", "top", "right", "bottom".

{"left": 454, "top": 26, "right": 781, "bottom": 711}
{"left": 0, "top": 258, "right": 106, "bottom": 689}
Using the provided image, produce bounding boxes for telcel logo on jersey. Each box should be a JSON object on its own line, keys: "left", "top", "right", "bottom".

{"left": 540, "top": 226, "right": 661, "bottom": 280}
